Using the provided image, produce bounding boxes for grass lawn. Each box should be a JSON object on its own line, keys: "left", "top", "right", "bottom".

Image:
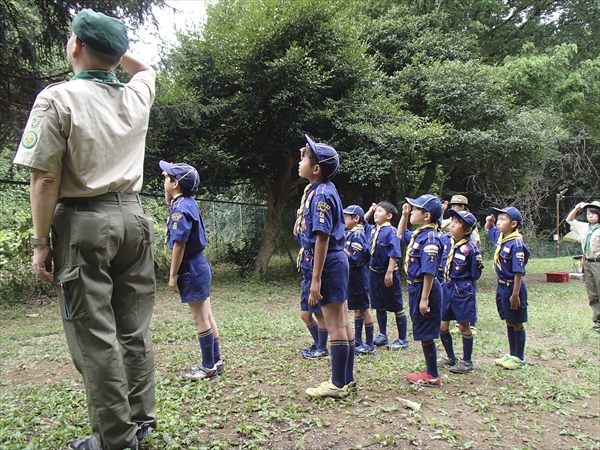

{"left": 0, "top": 256, "right": 598, "bottom": 449}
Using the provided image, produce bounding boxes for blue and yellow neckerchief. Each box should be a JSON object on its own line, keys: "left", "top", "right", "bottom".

{"left": 494, "top": 230, "right": 522, "bottom": 270}
{"left": 371, "top": 222, "right": 391, "bottom": 255}
{"left": 404, "top": 223, "right": 438, "bottom": 273}
{"left": 346, "top": 224, "right": 364, "bottom": 239}
{"left": 444, "top": 237, "right": 469, "bottom": 281}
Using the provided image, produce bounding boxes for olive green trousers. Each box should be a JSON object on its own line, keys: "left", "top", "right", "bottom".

{"left": 53, "top": 194, "right": 156, "bottom": 449}
{"left": 583, "top": 260, "right": 600, "bottom": 324}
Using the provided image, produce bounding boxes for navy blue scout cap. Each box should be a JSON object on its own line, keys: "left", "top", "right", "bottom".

{"left": 491, "top": 206, "right": 522, "bottom": 226}
{"left": 72, "top": 10, "right": 129, "bottom": 57}
{"left": 305, "top": 134, "right": 340, "bottom": 179}
{"left": 159, "top": 161, "right": 200, "bottom": 193}
{"left": 343, "top": 205, "right": 365, "bottom": 222}
{"left": 405, "top": 194, "right": 443, "bottom": 223}
{"left": 448, "top": 209, "right": 477, "bottom": 229}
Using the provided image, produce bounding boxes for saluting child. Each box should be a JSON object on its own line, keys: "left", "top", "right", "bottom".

{"left": 296, "top": 135, "right": 354, "bottom": 399}
{"left": 485, "top": 207, "right": 530, "bottom": 369}
{"left": 161, "top": 161, "right": 224, "bottom": 380}
{"left": 367, "top": 202, "right": 409, "bottom": 351}
{"left": 438, "top": 210, "right": 483, "bottom": 374}
{"left": 343, "top": 205, "right": 375, "bottom": 354}
{"left": 397, "top": 194, "right": 443, "bottom": 387}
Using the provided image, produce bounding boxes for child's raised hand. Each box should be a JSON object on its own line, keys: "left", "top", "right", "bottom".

{"left": 485, "top": 214, "right": 495, "bottom": 225}
{"left": 442, "top": 201, "right": 449, "bottom": 212}
{"left": 370, "top": 202, "right": 377, "bottom": 211}
{"left": 402, "top": 203, "right": 411, "bottom": 215}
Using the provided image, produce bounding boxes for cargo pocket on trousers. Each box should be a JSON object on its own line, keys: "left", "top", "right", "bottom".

{"left": 135, "top": 214, "right": 155, "bottom": 245}
{"left": 70, "top": 212, "right": 109, "bottom": 251}
{"left": 56, "top": 266, "right": 89, "bottom": 321}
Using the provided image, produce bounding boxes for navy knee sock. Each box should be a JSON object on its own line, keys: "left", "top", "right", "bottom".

{"left": 395, "top": 312, "right": 407, "bottom": 341}
{"left": 354, "top": 317, "right": 364, "bottom": 346}
{"left": 440, "top": 330, "right": 455, "bottom": 360}
{"left": 307, "top": 321, "right": 319, "bottom": 346}
{"left": 507, "top": 326, "right": 516, "bottom": 356}
{"left": 318, "top": 328, "right": 329, "bottom": 351}
{"left": 514, "top": 328, "right": 526, "bottom": 360}
{"left": 422, "top": 339, "right": 438, "bottom": 378}
{"left": 346, "top": 340, "right": 355, "bottom": 385}
{"left": 330, "top": 340, "right": 349, "bottom": 388}
{"left": 462, "top": 333, "right": 473, "bottom": 362}
{"left": 365, "top": 322, "right": 374, "bottom": 346}
{"left": 376, "top": 310, "right": 387, "bottom": 336}
{"left": 198, "top": 328, "right": 215, "bottom": 368}
{"left": 213, "top": 336, "right": 221, "bottom": 362}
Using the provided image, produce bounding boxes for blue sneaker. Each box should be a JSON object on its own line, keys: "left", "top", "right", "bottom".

{"left": 374, "top": 334, "right": 388, "bottom": 346}
{"left": 386, "top": 339, "right": 409, "bottom": 350}
{"left": 302, "top": 347, "right": 330, "bottom": 359}
{"left": 355, "top": 343, "right": 376, "bottom": 355}
{"left": 300, "top": 344, "right": 317, "bottom": 358}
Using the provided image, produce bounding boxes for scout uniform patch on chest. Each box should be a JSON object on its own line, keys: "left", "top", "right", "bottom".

{"left": 316, "top": 201, "right": 330, "bottom": 223}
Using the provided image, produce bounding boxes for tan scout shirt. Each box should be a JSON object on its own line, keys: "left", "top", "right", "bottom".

{"left": 569, "top": 219, "right": 600, "bottom": 259}
{"left": 13, "top": 71, "right": 155, "bottom": 198}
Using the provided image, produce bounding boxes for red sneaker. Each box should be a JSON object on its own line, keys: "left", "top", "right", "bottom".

{"left": 407, "top": 370, "right": 441, "bottom": 387}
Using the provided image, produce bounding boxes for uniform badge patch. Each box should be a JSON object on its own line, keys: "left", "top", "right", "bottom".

{"left": 21, "top": 130, "right": 38, "bottom": 149}
{"left": 171, "top": 213, "right": 182, "bottom": 221}
{"left": 32, "top": 100, "right": 50, "bottom": 111}
{"left": 460, "top": 244, "right": 469, "bottom": 254}
{"left": 172, "top": 223, "right": 178, "bottom": 230}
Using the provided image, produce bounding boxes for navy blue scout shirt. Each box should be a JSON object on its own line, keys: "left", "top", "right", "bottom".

{"left": 440, "top": 234, "right": 483, "bottom": 281}
{"left": 345, "top": 225, "right": 370, "bottom": 267}
{"left": 167, "top": 195, "right": 207, "bottom": 255}
{"left": 487, "top": 226, "right": 530, "bottom": 280}
{"left": 295, "top": 179, "right": 345, "bottom": 270}
{"left": 400, "top": 228, "right": 441, "bottom": 281}
{"left": 368, "top": 225, "right": 402, "bottom": 271}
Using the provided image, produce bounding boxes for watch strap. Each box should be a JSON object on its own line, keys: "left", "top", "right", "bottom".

{"left": 30, "top": 236, "right": 50, "bottom": 246}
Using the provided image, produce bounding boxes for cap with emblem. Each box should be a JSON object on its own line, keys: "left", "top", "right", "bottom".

{"left": 405, "top": 194, "right": 443, "bottom": 223}
{"left": 72, "top": 9, "right": 129, "bottom": 57}
{"left": 159, "top": 161, "right": 200, "bottom": 193}
{"left": 447, "top": 209, "right": 477, "bottom": 229}
{"left": 449, "top": 194, "right": 470, "bottom": 208}
{"left": 305, "top": 134, "right": 340, "bottom": 179}
{"left": 583, "top": 201, "right": 600, "bottom": 215}
{"left": 491, "top": 206, "right": 522, "bottom": 226}
{"left": 343, "top": 205, "right": 365, "bottom": 223}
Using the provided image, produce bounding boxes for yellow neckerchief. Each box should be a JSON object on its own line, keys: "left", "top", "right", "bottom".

{"left": 294, "top": 183, "right": 313, "bottom": 269}
{"left": 404, "top": 223, "right": 438, "bottom": 273}
{"left": 444, "top": 237, "right": 469, "bottom": 281}
{"left": 165, "top": 193, "right": 184, "bottom": 243}
{"left": 494, "top": 229, "right": 523, "bottom": 270}
{"left": 346, "top": 224, "right": 364, "bottom": 239}
{"left": 371, "top": 222, "right": 391, "bottom": 255}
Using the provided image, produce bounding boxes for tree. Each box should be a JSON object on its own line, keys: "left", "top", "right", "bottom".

{"left": 0, "top": 0, "right": 162, "bottom": 150}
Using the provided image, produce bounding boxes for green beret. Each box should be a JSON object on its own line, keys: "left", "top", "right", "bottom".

{"left": 72, "top": 9, "right": 129, "bottom": 57}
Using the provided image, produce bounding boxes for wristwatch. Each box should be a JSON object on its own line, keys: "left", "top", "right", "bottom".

{"left": 30, "top": 236, "right": 50, "bottom": 246}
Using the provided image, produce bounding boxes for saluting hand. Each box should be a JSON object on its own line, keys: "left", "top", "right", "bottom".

{"left": 402, "top": 203, "right": 411, "bottom": 215}
{"left": 32, "top": 245, "right": 53, "bottom": 283}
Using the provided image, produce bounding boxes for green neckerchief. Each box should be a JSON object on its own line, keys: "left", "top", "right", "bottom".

{"left": 585, "top": 223, "right": 600, "bottom": 253}
{"left": 70, "top": 70, "right": 124, "bottom": 87}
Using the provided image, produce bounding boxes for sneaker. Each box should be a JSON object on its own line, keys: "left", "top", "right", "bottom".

{"left": 136, "top": 424, "right": 152, "bottom": 443}
{"left": 345, "top": 380, "right": 358, "bottom": 394}
{"left": 449, "top": 360, "right": 474, "bottom": 374}
{"left": 386, "top": 339, "right": 409, "bottom": 351}
{"left": 495, "top": 354, "right": 512, "bottom": 366}
{"left": 501, "top": 355, "right": 526, "bottom": 370}
{"left": 374, "top": 334, "right": 388, "bottom": 346}
{"left": 216, "top": 359, "right": 225, "bottom": 375}
{"left": 302, "top": 347, "right": 330, "bottom": 359}
{"left": 68, "top": 436, "right": 137, "bottom": 450}
{"left": 355, "top": 343, "right": 376, "bottom": 355}
{"left": 591, "top": 324, "right": 600, "bottom": 333}
{"left": 300, "top": 344, "right": 317, "bottom": 358}
{"left": 182, "top": 364, "right": 217, "bottom": 380}
{"left": 471, "top": 326, "right": 477, "bottom": 336}
{"left": 438, "top": 357, "right": 457, "bottom": 367}
{"left": 450, "top": 325, "right": 460, "bottom": 335}
{"left": 407, "top": 370, "right": 441, "bottom": 387}
{"left": 306, "top": 380, "right": 349, "bottom": 399}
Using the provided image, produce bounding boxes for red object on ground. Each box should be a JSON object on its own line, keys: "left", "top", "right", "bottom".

{"left": 545, "top": 272, "right": 570, "bottom": 283}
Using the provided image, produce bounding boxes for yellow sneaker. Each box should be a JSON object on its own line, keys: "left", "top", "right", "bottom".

{"left": 495, "top": 355, "right": 512, "bottom": 366}
{"left": 306, "top": 380, "right": 349, "bottom": 399}
{"left": 501, "top": 356, "right": 526, "bottom": 370}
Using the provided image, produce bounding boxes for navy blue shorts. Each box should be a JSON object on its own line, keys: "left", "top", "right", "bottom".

{"left": 178, "top": 253, "right": 211, "bottom": 303}
{"left": 318, "top": 254, "right": 349, "bottom": 307}
{"left": 369, "top": 270, "right": 403, "bottom": 312}
{"left": 300, "top": 275, "right": 321, "bottom": 313}
{"left": 496, "top": 281, "right": 528, "bottom": 324}
{"left": 408, "top": 279, "right": 442, "bottom": 341}
{"left": 347, "top": 265, "right": 370, "bottom": 311}
{"left": 441, "top": 280, "right": 478, "bottom": 324}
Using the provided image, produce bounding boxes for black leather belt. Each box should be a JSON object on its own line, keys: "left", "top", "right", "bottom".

{"left": 60, "top": 192, "right": 140, "bottom": 205}
{"left": 585, "top": 257, "right": 600, "bottom": 263}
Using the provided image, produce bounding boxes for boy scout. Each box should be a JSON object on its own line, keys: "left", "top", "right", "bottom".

{"left": 14, "top": 10, "right": 156, "bottom": 450}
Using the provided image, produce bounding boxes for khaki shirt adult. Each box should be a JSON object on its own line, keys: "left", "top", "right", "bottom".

{"left": 569, "top": 220, "right": 600, "bottom": 259}
{"left": 13, "top": 71, "right": 155, "bottom": 196}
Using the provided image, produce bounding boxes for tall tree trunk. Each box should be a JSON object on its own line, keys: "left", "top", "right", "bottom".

{"left": 252, "top": 157, "right": 297, "bottom": 276}
{"left": 417, "top": 155, "right": 438, "bottom": 194}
